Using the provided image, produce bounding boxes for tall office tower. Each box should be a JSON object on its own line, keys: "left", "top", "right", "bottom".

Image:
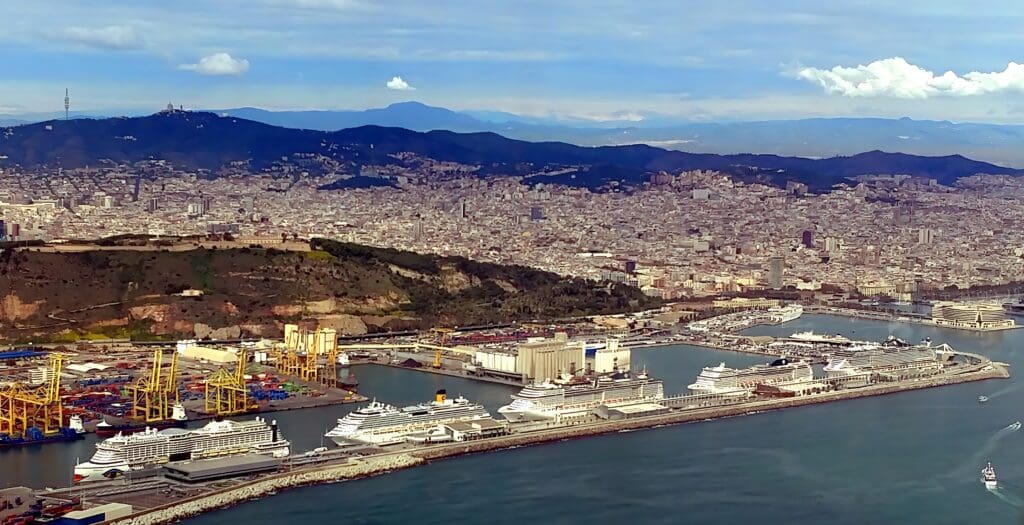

{"left": 801, "top": 230, "right": 813, "bottom": 249}
{"left": 767, "top": 256, "right": 784, "bottom": 289}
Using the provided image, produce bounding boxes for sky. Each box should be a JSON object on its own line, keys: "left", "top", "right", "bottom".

{"left": 4, "top": 1, "right": 1024, "bottom": 123}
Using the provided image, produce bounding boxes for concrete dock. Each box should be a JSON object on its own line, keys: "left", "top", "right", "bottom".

{"left": 60, "top": 356, "right": 1007, "bottom": 525}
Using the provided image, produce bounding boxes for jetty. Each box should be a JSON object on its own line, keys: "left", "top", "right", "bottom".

{"left": 26, "top": 351, "right": 1005, "bottom": 525}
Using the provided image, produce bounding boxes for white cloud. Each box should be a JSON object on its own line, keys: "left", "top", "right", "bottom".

{"left": 178, "top": 53, "right": 250, "bottom": 76}
{"left": 386, "top": 76, "right": 415, "bottom": 90}
{"left": 62, "top": 25, "right": 140, "bottom": 50}
{"left": 795, "top": 57, "right": 1024, "bottom": 98}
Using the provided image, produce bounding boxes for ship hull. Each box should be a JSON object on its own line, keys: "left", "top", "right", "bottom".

{"left": 74, "top": 461, "right": 132, "bottom": 483}
{"left": 496, "top": 407, "right": 554, "bottom": 423}
{"left": 0, "top": 432, "right": 83, "bottom": 449}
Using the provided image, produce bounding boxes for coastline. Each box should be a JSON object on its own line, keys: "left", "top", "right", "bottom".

{"left": 104, "top": 361, "right": 1007, "bottom": 525}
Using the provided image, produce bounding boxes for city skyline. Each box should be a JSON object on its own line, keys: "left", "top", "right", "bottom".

{"left": 4, "top": 2, "right": 1024, "bottom": 123}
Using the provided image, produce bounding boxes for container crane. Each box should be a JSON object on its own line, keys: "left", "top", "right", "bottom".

{"left": 274, "top": 324, "right": 339, "bottom": 388}
{"left": 128, "top": 349, "right": 179, "bottom": 422}
{"left": 204, "top": 348, "right": 256, "bottom": 416}
{"left": 0, "top": 353, "right": 66, "bottom": 435}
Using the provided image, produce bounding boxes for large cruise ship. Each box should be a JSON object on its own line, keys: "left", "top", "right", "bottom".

{"left": 74, "top": 417, "right": 290, "bottom": 482}
{"left": 823, "top": 337, "right": 940, "bottom": 377}
{"left": 767, "top": 304, "right": 803, "bottom": 323}
{"left": 497, "top": 370, "right": 664, "bottom": 422}
{"left": 326, "top": 390, "right": 490, "bottom": 446}
{"left": 688, "top": 358, "right": 813, "bottom": 395}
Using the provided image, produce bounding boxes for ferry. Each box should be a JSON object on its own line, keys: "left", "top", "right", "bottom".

{"left": 326, "top": 390, "right": 489, "bottom": 446}
{"left": 767, "top": 304, "right": 803, "bottom": 323}
{"left": 498, "top": 370, "right": 664, "bottom": 422}
{"left": 688, "top": 358, "right": 813, "bottom": 395}
{"left": 74, "top": 417, "right": 290, "bottom": 482}
{"left": 982, "top": 462, "right": 998, "bottom": 490}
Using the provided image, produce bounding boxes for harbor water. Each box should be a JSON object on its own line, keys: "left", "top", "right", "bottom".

{"left": 4, "top": 314, "right": 1024, "bottom": 523}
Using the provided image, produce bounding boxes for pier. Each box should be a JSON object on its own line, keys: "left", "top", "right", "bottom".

{"left": 25, "top": 350, "right": 1005, "bottom": 525}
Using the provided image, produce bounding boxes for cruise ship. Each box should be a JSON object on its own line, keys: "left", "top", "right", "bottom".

{"left": 74, "top": 417, "right": 290, "bottom": 482}
{"left": 326, "top": 390, "right": 490, "bottom": 446}
{"left": 788, "top": 331, "right": 853, "bottom": 345}
{"left": 767, "top": 304, "right": 803, "bottom": 323}
{"left": 823, "top": 337, "right": 940, "bottom": 377}
{"left": 497, "top": 370, "right": 664, "bottom": 422}
{"left": 688, "top": 358, "right": 814, "bottom": 395}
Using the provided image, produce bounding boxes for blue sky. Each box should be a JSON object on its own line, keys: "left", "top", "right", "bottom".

{"left": 4, "top": 1, "right": 1024, "bottom": 123}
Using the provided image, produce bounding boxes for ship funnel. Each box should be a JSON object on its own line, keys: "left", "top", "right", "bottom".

{"left": 436, "top": 389, "right": 447, "bottom": 403}
{"left": 272, "top": 419, "right": 279, "bottom": 442}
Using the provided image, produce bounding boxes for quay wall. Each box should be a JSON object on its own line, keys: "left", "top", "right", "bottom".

{"left": 108, "top": 454, "right": 423, "bottom": 525}
{"left": 105, "top": 364, "right": 1006, "bottom": 525}
{"left": 412, "top": 365, "right": 1008, "bottom": 461}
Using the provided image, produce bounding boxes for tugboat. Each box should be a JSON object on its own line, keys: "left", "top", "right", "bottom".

{"left": 339, "top": 371, "right": 359, "bottom": 391}
{"left": 94, "top": 403, "right": 188, "bottom": 438}
{"left": 981, "top": 462, "right": 998, "bottom": 490}
{"left": 978, "top": 395, "right": 989, "bottom": 404}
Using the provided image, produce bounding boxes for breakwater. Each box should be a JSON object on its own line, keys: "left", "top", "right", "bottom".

{"left": 102, "top": 361, "right": 1006, "bottom": 525}
{"left": 412, "top": 363, "right": 1008, "bottom": 460}
{"left": 108, "top": 454, "right": 423, "bottom": 525}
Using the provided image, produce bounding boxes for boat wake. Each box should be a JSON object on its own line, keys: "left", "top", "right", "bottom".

{"left": 984, "top": 381, "right": 1024, "bottom": 401}
{"left": 989, "top": 485, "right": 1024, "bottom": 508}
{"left": 944, "top": 422, "right": 1020, "bottom": 479}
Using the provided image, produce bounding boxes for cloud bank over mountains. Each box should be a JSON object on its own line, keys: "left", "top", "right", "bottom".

{"left": 796, "top": 57, "right": 1024, "bottom": 98}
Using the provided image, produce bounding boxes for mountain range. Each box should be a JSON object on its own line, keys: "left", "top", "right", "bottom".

{"left": 1, "top": 110, "right": 1021, "bottom": 192}
{"left": 6, "top": 102, "right": 1024, "bottom": 167}
{"left": 216, "top": 103, "right": 1024, "bottom": 167}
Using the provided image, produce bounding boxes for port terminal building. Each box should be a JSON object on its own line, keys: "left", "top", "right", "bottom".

{"left": 930, "top": 302, "right": 1015, "bottom": 330}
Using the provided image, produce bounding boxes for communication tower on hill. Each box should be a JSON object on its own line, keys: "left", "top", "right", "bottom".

{"left": 64, "top": 88, "right": 70, "bottom": 120}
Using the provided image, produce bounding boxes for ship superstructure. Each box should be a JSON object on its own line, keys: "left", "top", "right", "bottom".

{"left": 326, "top": 390, "right": 489, "bottom": 446}
{"left": 74, "top": 417, "right": 289, "bottom": 482}
{"left": 687, "top": 358, "right": 813, "bottom": 395}
{"left": 498, "top": 370, "right": 664, "bottom": 422}
{"left": 823, "top": 337, "right": 940, "bottom": 377}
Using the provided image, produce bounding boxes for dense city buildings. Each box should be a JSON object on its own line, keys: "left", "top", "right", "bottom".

{"left": 3, "top": 163, "right": 1024, "bottom": 298}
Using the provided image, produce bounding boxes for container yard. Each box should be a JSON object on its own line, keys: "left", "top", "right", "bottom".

{"left": 0, "top": 334, "right": 368, "bottom": 449}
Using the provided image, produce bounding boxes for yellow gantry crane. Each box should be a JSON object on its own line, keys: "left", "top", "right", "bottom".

{"left": 204, "top": 347, "right": 257, "bottom": 416}
{"left": 0, "top": 353, "right": 66, "bottom": 436}
{"left": 128, "top": 349, "right": 179, "bottom": 422}
{"left": 274, "top": 324, "right": 339, "bottom": 388}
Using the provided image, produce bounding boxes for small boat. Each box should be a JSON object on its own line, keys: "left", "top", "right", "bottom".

{"left": 1011, "top": 421, "right": 1022, "bottom": 431}
{"left": 982, "top": 462, "right": 998, "bottom": 490}
{"left": 978, "top": 396, "right": 989, "bottom": 403}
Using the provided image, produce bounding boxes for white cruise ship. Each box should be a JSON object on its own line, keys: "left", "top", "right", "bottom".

{"left": 74, "top": 417, "right": 290, "bottom": 482}
{"left": 326, "top": 390, "right": 489, "bottom": 446}
{"left": 497, "top": 370, "right": 664, "bottom": 423}
{"left": 688, "top": 358, "right": 813, "bottom": 395}
{"left": 788, "top": 331, "right": 852, "bottom": 345}
{"left": 767, "top": 304, "right": 803, "bottom": 323}
{"left": 823, "top": 337, "right": 940, "bottom": 377}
